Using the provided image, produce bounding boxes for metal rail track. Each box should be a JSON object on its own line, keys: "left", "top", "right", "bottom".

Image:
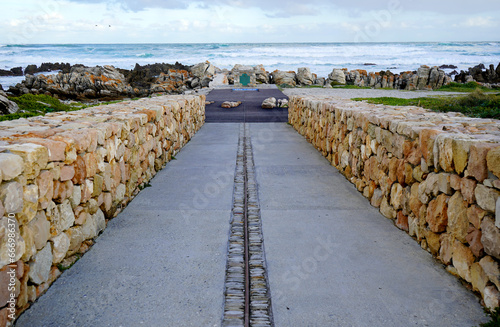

{"left": 223, "top": 124, "right": 273, "bottom": 327}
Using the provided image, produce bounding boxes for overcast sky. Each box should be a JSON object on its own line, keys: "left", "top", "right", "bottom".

{"left": 1, "top": 0, "right": 499, "bottom": 44}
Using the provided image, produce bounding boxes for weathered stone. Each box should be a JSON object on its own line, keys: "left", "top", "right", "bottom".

{"left": 487, "top": 146, "right": 500, "bottom": 179}
{"left": 51, "top": 232, "right": 70, "bottom": 264}
{"left": 409, "top": 183, "right": 422, "bottom": 216}
{"left": 328, "top": 69, "right": 346, "bottom": 85}
{"left": 437, "top": 173, "right": 452, "bottom": 195}
{"left": 81, "top": 209, "right": 106, "bottom": 240}
{"left": 20, "top": 224, "right": 35, "bottom": 261}
{"left": 70, "top": 184, "right": 82, "bottom": 209}
{"left": 484, "top": 285, "right": 500, "bottom": 309}
{"left": 436, "top": 135, "right": 454, "bottom": 172}
{"left": 28, "top": 243, "right": 52, "bottom": 285}
{"left": 424, "top": 173, "right": 440, "bottom": 197}
{"left": 424, "top": 229, "right": 440, "bottom": 255}
{"left": 452, "top": 138, "right": 471, "bottom": 175}
{"left": 28, "top": 211, "right": 50, "bottom": 250}
{"left": 450, "top": 174, "right": 461, "bottom": 191}
{"left": 471, "top": 262, "right": 488, "bottom": 295}
{"left": 468, "top": 205, "right": 487, "bottom": 230}
{"left": 475, "top": 184, "right": 500, "bottom": 212}
{"left": 7, "top": 143, "right": 49, "bottom": 179}
{"left": 23, "top": 138, "right": 67, "bottom": 162}
{"left": 460, "top": 178, "right": 477, "bottom": 204}
{"left": 55, "top": 199, "right": 75, "bottom": 234}
{"left": 37, "top": 170, "right": 54, "bottom": 210}
{"left": 0, "top": 153, "right": 24, "bottom": 181}
{"left": 466, "top": 228, "right": 484, "bottom": 258}
{"left": 0, "top": 181, "right": 24, "bottom": 214}
{"left": 72, "top": 155, "right": 86, "bottom": 185}
{"left": 261, "top": 97, "right": 277, "bottom": 109}
{"left": 468, "top": 143, "right": 494, "bottom": 182}
{"left": 66, "top": 227, "right": 85, "bottom": 255}
{"left": 380, "top": 196, "right": 396, "bottom": 219}
{"left": 482, "top": 217, "right": 500, "bottom": 260}
{"left": 420, "top": 129, "right": 441, "bottom": 167}
{"left": 92, "top": 174, "right": 104, "bottom": 197}
{"left": 480, "top": 256, "right": 500, "bottom": 290}
{"left": 390, "top": 183, "right": 404, "bottom": 210}
{"left": 447, "top": 192, "right": 469, "bottom": 242}
{"left": 60, "top": 165, "right": 75, "bottom": 181}
{"left": 84, "top": 152, "right": 98, "bottom": 178}
{"left": 0, "top": 216, "right": 25, "bottom": 267}
{"left": 426, "top": 194, "right": 449, "bottom": 233}
{"left": 53, "top": 180, "right": 74, "bottom": 203}
{"left": 296, "top": 67, "right": 314, "bottom": 86}
{"left": 452, "top": 240, "right": 474, "bottom": 282}
{"left": 19, "top": 184, "right": 39, "bottom": 224}
{"left": 439, "top": 233, "right": 455, "bottom": 265}
{"left": 396, "top": 211, "right": 409, "bottom": 232}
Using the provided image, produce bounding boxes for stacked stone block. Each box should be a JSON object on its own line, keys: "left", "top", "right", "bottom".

{"left": 0, "top": 95, "right": 205, "bottom": 326}
{"left": 289, "top": 95, "right": 500, "bottom": 309}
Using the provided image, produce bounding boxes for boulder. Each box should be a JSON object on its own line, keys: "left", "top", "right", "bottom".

{"left": 296, "top": 67, "right": 314, "bottom": 86}
{"left": 191, "top": 61, "right": 215, "bottom": 79}
{"left": 0, "top": 95, "right": 19, "bottom": 115}
{"left": 254, "top": 65, "right": 269, "bottom": 84}
{"left": 221, "top": 101, "right": 241, "bottom": 108}
{"left": 262, "top": 97, "right": 277, "bottom": 109}
{"left": 328, "top": 69, "right": 346, "bottom": 85}
{"left": 271, "top": 70, "right": 296, "bottom": 87}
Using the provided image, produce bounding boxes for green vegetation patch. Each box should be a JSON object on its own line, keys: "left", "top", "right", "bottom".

{"left": 352, "top": 90, "right": 500, "bottom": 119}
{"left": 479, "top": 307, "right": 500, "bottom": 327}
{"left": 437, "top": 81, "right": 496, "bottom": 93}
{"left": 1, "top": 94, "right": 87, "bottom": 121}
{"left": 334, "top": 85, "right": 371, "bottom": 89}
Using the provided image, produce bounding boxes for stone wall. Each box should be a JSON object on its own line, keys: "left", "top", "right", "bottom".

{"left": 289, "top": 95, "right": 500, "bottom": 308}
{"left": 0, "top": 95, "right": 205, "bottom": 326}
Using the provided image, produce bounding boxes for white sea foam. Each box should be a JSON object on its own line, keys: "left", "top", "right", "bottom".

{"left": 0, "top": 42, "right": 499, "bottom": 88}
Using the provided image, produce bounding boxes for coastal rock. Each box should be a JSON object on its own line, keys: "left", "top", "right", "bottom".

{"left": 262, "top": 97, "right": 277, "bottom": 109}
{"left": 297, "top": 67, "right": 314, "bottom": 86}
{"left": 221, "top": 101, "right": 241, "bottom": 108}
{"left": 271, "top": 70, "right": 297, "bottom": 87}
{"left": 328, "top": 69, "right": 346, "bottom": 85}
{"left": 0, "top": 95, "right": 19, "bottom": 115}
{"left": 191, "top": 61, "right": 215, "bottom": 79}
{"left": 254, "top": 65, "right": 269, "bottom": 84}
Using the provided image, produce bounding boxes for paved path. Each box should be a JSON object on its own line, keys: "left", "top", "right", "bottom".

{"left": 16, "top": 122, "right": 488, "bottom": 326}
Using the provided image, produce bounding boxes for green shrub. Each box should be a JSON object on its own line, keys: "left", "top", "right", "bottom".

{"left": 353, "top": 90, "right": 500, "bottom": 119}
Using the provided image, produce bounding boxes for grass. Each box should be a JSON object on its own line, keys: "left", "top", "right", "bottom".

{"left": 1, "top": 94, "right": 145, "bottom": 122}
{"left": 479, "top": 307, "right": 500, "bottom": 327}
{"left": 333, "top": 85, "right": 371, "bottom": 89}
{"left": 352, "top": 90, "right": 500, "bottom": 119}
{"left": 436, "top": 81, "right": 496, "bottom": 93}
{"left": 2, "top": 94, "right": 86, "bottom": 121}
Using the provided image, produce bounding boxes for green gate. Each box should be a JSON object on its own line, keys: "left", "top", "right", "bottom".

{"left": 239, "top": 73, "right": 250, "bottom": 86}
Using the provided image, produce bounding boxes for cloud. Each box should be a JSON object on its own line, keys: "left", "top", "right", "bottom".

{"left": 64, "top": 0, "right": 500, "bottom": 15}
{"left": 464, "top": 16, "right": 496, "bottom": 27}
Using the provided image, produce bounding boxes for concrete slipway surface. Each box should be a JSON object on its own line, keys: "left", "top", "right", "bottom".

{"left": 16, "top": 116, "right": 488, "bottom": 325}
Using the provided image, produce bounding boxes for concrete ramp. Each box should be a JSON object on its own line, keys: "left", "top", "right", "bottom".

{"left": 205, "top": 88, "right": 288, "bottom": 123}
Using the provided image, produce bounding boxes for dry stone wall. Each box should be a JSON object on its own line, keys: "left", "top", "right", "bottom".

{"left": 289, "top": 95, "right": 500, "bottom": 308}
{"left": 0, "top": 95, "right": 205, "bottom": 326}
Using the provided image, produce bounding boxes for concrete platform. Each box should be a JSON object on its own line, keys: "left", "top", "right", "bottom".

{"left": 15, "top": 123, "right": 488, "bottom": 327}
{"left": 205, "top": 88, "right": 288, "bottom": 123}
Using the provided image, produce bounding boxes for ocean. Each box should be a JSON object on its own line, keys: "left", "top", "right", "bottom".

{"left": 1, "top": 42, "right": 500, "bottom": 88}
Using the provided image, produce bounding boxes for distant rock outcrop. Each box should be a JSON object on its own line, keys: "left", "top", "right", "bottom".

{"left": 8, "top": 62, "right": 215, "bottom": 100}
{"left": 455, "top": 63, "right": 500, "bottom": 85}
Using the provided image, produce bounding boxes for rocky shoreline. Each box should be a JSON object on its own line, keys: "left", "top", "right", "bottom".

{"left": 1, "top": 61, "right": 499, "bottom": 102}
